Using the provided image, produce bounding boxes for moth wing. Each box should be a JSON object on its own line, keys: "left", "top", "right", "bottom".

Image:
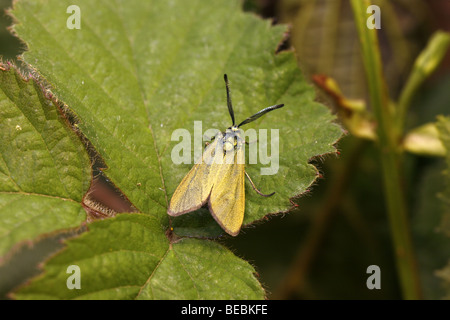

{"left": 168, "top": 137, "right": 221, "bottom": 216}
{"left": 208, "top": 145, "right": 245, "bottom": 236}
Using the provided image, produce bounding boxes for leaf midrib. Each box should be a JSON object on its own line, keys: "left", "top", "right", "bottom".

{"left": 0, "top": 79, "right": 72, "bottom": 198}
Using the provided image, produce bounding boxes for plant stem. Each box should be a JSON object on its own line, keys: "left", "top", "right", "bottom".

{"left": 351, "top": 0, "right": 422, "bottom": 299}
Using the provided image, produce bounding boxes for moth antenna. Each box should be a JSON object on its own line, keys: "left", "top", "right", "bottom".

{"left": 238, "top": 104, "right": 284, "bottom": 127}
{"left": 224, "top": 74, "right": 235, "bottom": 126}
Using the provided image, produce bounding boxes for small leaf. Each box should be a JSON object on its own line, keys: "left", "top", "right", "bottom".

{"left": 403, "top": 122, "right": 446, "bottom": 157}
{"left": 436, "top": 115, "right": 450, "bottom": 298}
{"left": 435, "top": 266, "right": 450, "bottom": 300}
{"left": 437, "top": 115, "right": 450, "bottom": 236}
{"left": 411, "top": 31, "right": 450, "bottom": 79}
{"left": 0, "top": 64, "right": 90, "bottom": 260}
{"left": 313, "top": 74, "right": 376, "bottom": 140}
{"left": 397, "top": 31, "right": 450, "bottom": 129}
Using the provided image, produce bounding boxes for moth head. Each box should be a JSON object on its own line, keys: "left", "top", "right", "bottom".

{"left": 224, "top": 127, "right": 242, "bottom": 151}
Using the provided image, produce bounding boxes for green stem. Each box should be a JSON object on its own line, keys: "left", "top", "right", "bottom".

{"left": 351, "top": 0, "right": 421, "bottom": 299}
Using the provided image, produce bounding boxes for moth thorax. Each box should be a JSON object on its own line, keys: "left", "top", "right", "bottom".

{"left": 224, "top": 127, "right": 242, "bottom": 152}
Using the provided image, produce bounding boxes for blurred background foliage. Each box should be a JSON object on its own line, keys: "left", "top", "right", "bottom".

{"left": 238, "top": 0, "right": 450, "bottom": 300}
{"left": 1, "top": 0, "right": 450, "bottom": 299}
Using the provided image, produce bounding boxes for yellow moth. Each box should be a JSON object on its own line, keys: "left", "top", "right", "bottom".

{"left": 167, "top": 74, "right": 284, "bottom": 236}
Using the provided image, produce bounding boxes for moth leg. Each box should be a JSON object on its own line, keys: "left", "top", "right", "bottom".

{"left": 245, "top": 171, "right": 275, "bottom": 197}
{"left": 244, "top": 135, "right": 258, "bottom": 145}
{"left": 204, "top": 136, "right": 216, "bottom": 149}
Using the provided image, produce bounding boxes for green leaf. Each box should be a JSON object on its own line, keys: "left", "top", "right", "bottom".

{"left": 0, "top": 64, "right": 90, "bottom": 260}
{"left": 436, "top": 115, "right": 450, "bottom": 298}
{"left": 6, "top": 0, "right": 342, "bottom": 299}
{"left": 397, "top": 31, "right": 450, "bottom": 132}
{"left": 437, "top": 115, "right": 450, "bottom": 236}
{"left": 11, "top": 0, "right": 341, "bottom": 237}
{"left": 13, "top": 214, "right": 264, "bottom": 299}
{"left": 313, "top": 75, "right": 376, "bottom": 141}
{"left": 411, "top": 158, "right": 450, "bottom": 299}
{"left": 403, "top": 122, "right": 446, "bottom": 157}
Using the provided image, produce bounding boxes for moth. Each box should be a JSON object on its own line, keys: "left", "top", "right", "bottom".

{"left": 167, "top": 74, "right": 284, "bottom": 236}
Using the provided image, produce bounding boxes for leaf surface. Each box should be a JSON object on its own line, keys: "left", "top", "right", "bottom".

{"left": 14, "top": 214, "right": 264, "bottom": 299}
{"left": 0, "top": 64, "right": 90, "bottom": 259}
{"left": 11, "top": 0, "right": 342, "bottom": 236}
{"left": 7, "top": 0, "right": 343, "bottom": 299}
{"left": 436, "top": 115, "right": 450, "bottom": 298}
